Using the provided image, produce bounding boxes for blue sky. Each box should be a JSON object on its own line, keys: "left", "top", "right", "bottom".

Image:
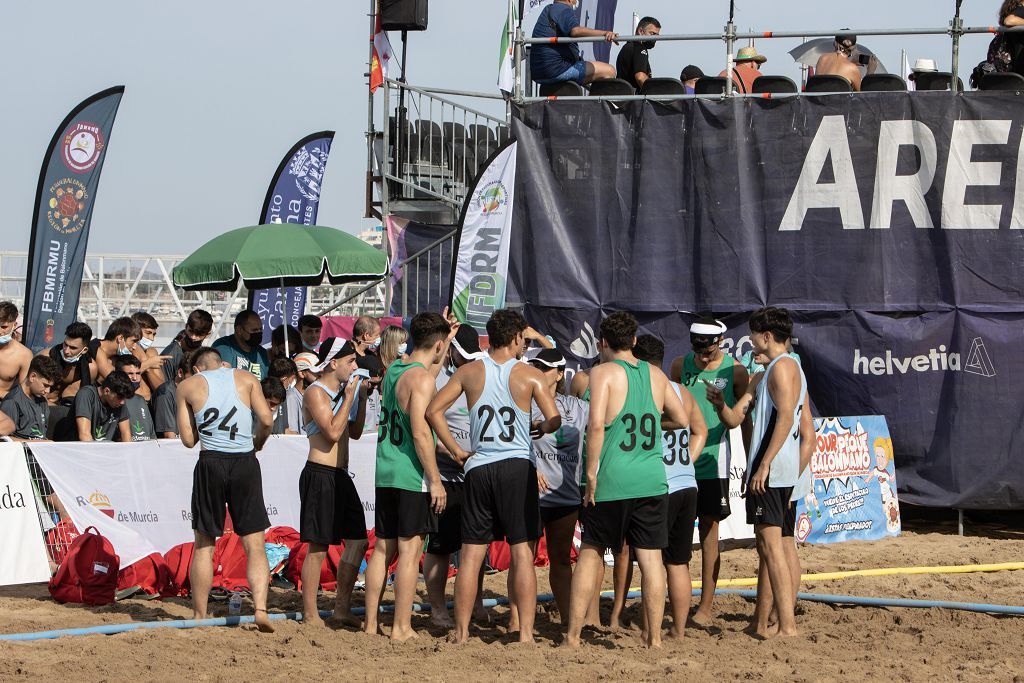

{"left": 3, "top": 0, "right": 997, "bottom": 255}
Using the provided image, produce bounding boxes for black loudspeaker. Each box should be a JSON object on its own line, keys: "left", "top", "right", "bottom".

{"left": 381, "top": 0, "right": 428, "bottom": 31}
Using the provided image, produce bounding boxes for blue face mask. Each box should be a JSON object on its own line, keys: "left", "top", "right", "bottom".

{"left": 137, "top": 338, "right": 154, "bottom": 351}
{"left": 398, "top": 342, "right": 408, "bottom": 355}
{"left": 0, "top": 334, "right": 11, "bottom": 345}
{"left": 303, "top": 341, "right": 317, "bottom": 351}
{"left": 367, "top": 337, "right": 381, "bottom": 352}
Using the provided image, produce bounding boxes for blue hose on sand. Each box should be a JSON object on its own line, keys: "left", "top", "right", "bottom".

{"left": 2, "top": 588, "right": 1022, "bottom": 642}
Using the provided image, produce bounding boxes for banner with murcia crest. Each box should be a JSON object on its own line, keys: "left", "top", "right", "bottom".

{"left": 23, "top": 87, "right": 124, "bottom": 352}
{"left": 248, "top": 131, "right": 334, "bottom": 344}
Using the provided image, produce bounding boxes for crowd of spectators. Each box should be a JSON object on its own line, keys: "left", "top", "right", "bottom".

{"left": 0, "top": 301, "right": 388, "bottom": 446}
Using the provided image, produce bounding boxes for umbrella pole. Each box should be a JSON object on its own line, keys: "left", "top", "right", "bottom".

{"left": 282, "top": 277, "right": 290, "bottom": 358}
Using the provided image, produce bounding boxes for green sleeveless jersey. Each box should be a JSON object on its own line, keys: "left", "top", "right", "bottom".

{"left": 376, "top": 361, "right": 428, "bottom": 492}
{"left": 681, "top": 353, "right": 736, "bottom": 480}
{"left": 595, "top": 360, "right": 667, "bottom": 502}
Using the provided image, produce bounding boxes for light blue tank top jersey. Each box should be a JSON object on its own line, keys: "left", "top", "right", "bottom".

{"left": 197, "top": 368, "right": 254, "bottom": 453}
{"left": 466, "top": 356, "right": 532, "bottom": 473}
{"left": 303, "top": 381, "right": 345, "bottom": 438}
{"left": 747, "top": 355, "right": 806, "bottom": 488}
{"left": 664, "top": 382, "right": 697, "bottom": 494}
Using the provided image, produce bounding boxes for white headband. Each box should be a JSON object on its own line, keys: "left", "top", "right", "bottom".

{"left": 690, "top": 321, "right": 727, "bottom": 336}
{"left": 313, "top": 337, "right": 351, "bottom": 372}
{"left": 451, "top": 337, "right": 485, "bottom": 361}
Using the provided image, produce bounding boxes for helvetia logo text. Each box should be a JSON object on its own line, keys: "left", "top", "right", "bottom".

{"left": 853, "top": 338, "right": 995, "bottom": 378}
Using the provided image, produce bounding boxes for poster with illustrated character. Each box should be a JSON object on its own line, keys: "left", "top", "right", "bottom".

{"left": 794, "top": 416, "right": 901, "bottom": 544}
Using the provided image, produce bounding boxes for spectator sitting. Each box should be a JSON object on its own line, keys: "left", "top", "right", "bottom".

{"left": 1001, "top": 1, "right": 1024, "bottom": 75}
{"left": 814, "top": 34, "right": 863, "bottom": 91}
{"left": 0, "top": 355, "right": 60, "bottom": 440}
{"left": 113, "top": 355, "right": 156, "bottom": 442}
{"left": 212, "top": 309, "right": 269, "bottom": 380}
{"left": 65, "top": 370, "right": 133, "bottom": 442}
{"left": 615, "top": 16, "right": 661, "bottom": 90}
{"left": 160, "top": 309, "right": 213, "bottom": 382}
{"left": 153, "top": 354, "right": 192, "bottom": 438}
{"left": 907, "top": 58, "right": 938, "bottom": 91}
{"left": 719, "top": 46, "right": 766, "bottom": 94}
{"left": 261, "top": 377, "right": 287, "bottom": 433}
{"left": 0, "top": 301, "right": 32, "bottom": 401}
{"left": 680, "top": 65, "right": 705, "bottom": 94}
{"left": 269, "top": 357, "right": 300, "bottom": 434}
{"left": 530, "top": 0, "right": 618, "bottom": 88}
{"left": 131, "top": 311, "right": 170, "bottom": 398}
{"left": 93, "top": 317, "right": 142, "bottom": 382}
{"left": 270, "top": 323, "right": 301, "bottom": 363}
{"left": 42, "top": 321, "right": 96, "bottom": 439}
{"left": 297, "top": 314, "right": 323, "bottom": 352}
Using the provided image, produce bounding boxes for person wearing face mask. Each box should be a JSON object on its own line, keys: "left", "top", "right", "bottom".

{"left": 669, "top": 317, "right": 749, "bottom": 629}
{"left": 615, "top": 16, "right": 661, "bottom": 91}
{"left": 161, "top": 309, "right": 214, "bottom": 382}
{"left": 378, "top": 325, "right": 408, "bottom": 370}
{"left": 43, "top": 322, "right": 96, "bottom": 439}
{"left": 131, "top": 312, "right": 166, "bottom": 396}
{"left": 297, "top": 315, "right": 323, "bottom": 353}
{"left": 293, "top": 352, "right": 321, "bottom": 391}
{"left": 0, "top": 302, "right": 33, "bottom": 402}
{"left": 355, "top": 353, "right": 385, "bottom": 434}
{"left": 94, "top": 317, "right": 167, "bottom": 383}
{"left": 680, "top": 65, "right": 705, "bottom": 94}
{"left": 212, "top": 310, "right": 270, "bottom": 380}
{"left": 268, "top": 357, "right": 300, "bottom": 434}
{"left": 351, "top": 316, "right": 382, "bottom": 358}
{"left": 113, "top": 355, "right": 156, "bottom": 442}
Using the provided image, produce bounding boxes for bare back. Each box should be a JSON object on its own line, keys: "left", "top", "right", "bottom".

{"left": 815, "top": 53, "right": 862, "bottom": 90}
{"left": 0, "top": 341, "right": 31, "bottom": 399}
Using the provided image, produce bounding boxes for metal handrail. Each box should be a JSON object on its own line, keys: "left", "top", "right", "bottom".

{"left": 521, "top": 25, "right": 1024, "bottom": 45}
{"left": 384, "top": 78, "right": 506, "bottom": 123}
{"left": 520, "top": 90, "right": 943, "bottom": 104}
{"left": 382, "top": 172, "right": 462, "bottom": 206}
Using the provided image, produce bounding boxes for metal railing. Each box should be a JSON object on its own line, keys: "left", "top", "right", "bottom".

{"left": 380, "top": 78, "right": 510, "bottom": 216}
{"left": 514, "top": 18, "right": 1024, "bottom": 102}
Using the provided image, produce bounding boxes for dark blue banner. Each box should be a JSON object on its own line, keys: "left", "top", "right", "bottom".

{"left": 23, "top": 87, "right": 124, "bottom": 352}
{"left": 249, "top": 131, "right": 333, "bottom": 344}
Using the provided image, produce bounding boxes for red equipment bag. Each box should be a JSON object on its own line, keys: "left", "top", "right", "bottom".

{"left": 162, "top": 542, "right": 195, "bottom": 597}
{"left": 212, "top": 532, "right": 250, "bottom": 592}
{"left": 284, "top": 542, "right": 345, "bottom": 591}
{"left": 48, "top": 526, "right": 120, "bottom": 605}
{"left": 117, "top": 552, "right": 170, "bottom": 598}
{"left": 45, "top": 518, "right": 80, "bottom": 566}
{"left": 265, "top": 526, "right": 301, "bottom": 575}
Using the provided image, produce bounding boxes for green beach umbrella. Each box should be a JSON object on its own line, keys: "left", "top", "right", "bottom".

{"left": 172, "top": 224, "right": 388, "bottom": 291}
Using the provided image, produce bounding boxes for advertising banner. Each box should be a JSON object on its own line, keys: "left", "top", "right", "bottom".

{"left": 0, "top": 443, "right": 51, "bottom": 585}
{"left": 23, "top": 87, "right": 124, "bottom": 352}
{"left": 386, "top": 216, "right": 455, "bottom": 317}
{"left": 249, "top": 132, "right": 334, "bottom": 344}
{"left": 32, "top": 436, "right": 377, "bottom": 566}
{"left": 510, "top": 95, "right": 1024, "bottom": 510}
{"left": 450, "top": 142, "right": 517, "bottom": 335}
{"left": 794, "top": 416, "right": 901, "bottom": 544}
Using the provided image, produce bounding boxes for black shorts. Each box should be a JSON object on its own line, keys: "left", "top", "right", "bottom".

{"left": 191, "top": 450, "right": 270, "bottom": 537}
{"left": 696, "top": 478, "right": 731, "bottom": 520}
{"left": 781, "top": 500, "right": 797, "bottom": 538}
{"left": 540, "top": 504, "right": 580, "bottom": 525}
{"left": 426, "top": 481, "right": 464, "bottom": 556}
{"left": 663, "top": 488, "right": 699, "bottom": 565}
{"left": 375, "top": 486, "right": 438, "bottom": 539}
{"left": 582, "top": 494, "right": 668, "bottom": 553}
{"left": 462, "top": 458, "right": 542, "bottom": 545}
{"left": 299, "top": 462, "right": 368, "bottom": 546}
{"left": 745, "top": 486, "right": 794, "bottom": 528}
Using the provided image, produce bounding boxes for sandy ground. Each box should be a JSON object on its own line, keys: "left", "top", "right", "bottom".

{"left": 1, "top": 525, "right": 1023, "bottom": 682}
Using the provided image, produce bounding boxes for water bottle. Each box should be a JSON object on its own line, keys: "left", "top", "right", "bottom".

{"left": 228, "top": 592, "right": 242, "bottom": 616}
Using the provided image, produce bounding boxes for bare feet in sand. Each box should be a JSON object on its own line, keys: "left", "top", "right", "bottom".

{"left": 254, "top": 609, "right": 276, "bottom": 633}
{"left": 430, "top": 611, "right": 454, "bottom": 629}
{"left": 390, "top": 625, "right": 420, "bottom": 642}
{"left": 326, "top": 611, "right": 362, "bottom": 629}
{"left": 690, "top": 609, "right": 713, "bottom": 628}
{"left": 304, "top": 612, "right": 325, "bottom": 628}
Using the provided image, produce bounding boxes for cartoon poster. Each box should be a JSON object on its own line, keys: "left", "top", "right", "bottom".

{"left": 794, "top": 416, "right": 901, "bottom": 544}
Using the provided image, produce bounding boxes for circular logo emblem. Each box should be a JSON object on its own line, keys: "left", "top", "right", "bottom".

{"left": 477, "top": 181, "right": 507, "bottom": 216}
{"left": 46, "top": 178, "right": 90, "bottom": 234}
{"left": 795, "top": 512, "right": 812, "bottom": 542}
{"left": 62, "top": 122, "right": 104, "bottom": 173}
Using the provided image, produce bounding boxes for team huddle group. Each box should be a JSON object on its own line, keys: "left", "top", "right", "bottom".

{"left": 0, "top": 301, "right": 811, "bottom": 647}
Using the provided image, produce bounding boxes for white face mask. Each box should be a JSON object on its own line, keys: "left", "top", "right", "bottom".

{"left": 367, "top": 337, "right": 381, "bottom": 352}
{"left": 61, "top": 349, "right": 84, "bottom": 364}
{"left": 397, "top": 342, "right": 408, "bottom": 355}
{"left": 138, "top": 338, "right": 154, "bottom": 351}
